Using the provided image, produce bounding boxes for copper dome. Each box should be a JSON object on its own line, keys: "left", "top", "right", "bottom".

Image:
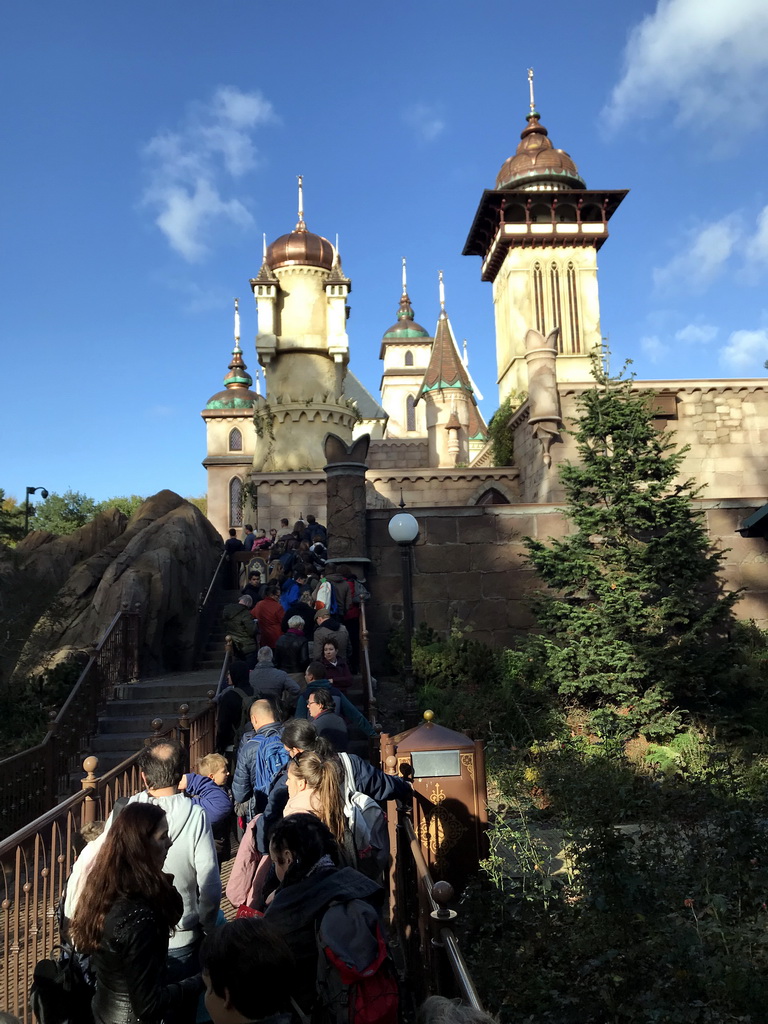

{"left": 266, "top": 223, "right": 335, "bottom": 271}
{"left": 496, "top": 113, "right": 586, "bottom": 191}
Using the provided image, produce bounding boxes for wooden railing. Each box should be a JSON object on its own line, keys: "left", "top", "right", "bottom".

{"left": 0, "top": 605, "right": 141, "bottom": 839}
{"left": 0, "top": 699, "right": 217, "bottom": 1023}
{"left": 195, "top": 549, "right": 228, "bottom": 665}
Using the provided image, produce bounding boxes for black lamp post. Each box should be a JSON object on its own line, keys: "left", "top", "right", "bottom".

{"left": 24, "top": 485, "right": 49, "bottom": 534}
{"left": 388, "top": 510, "right": 419, "bottom": 727}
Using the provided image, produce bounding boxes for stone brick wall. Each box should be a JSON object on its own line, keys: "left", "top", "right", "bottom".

{"left": 367, "top": 438, "right": 430, "bottom": 470}
{"left": 364, "top": 500, "right": 768, "bottom": 670}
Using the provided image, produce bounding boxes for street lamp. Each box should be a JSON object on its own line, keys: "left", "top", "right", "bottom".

{"left": 24, "top": 485, "right": 49, "bottom": 534}
{"left": 388, "top": 511, "right": 419, "bottom": 726}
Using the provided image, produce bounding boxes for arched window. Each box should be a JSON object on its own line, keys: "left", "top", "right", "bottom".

{"left": 406, "top": 395, "right": 416, "bottom": 432}
{"left": 229, "top": 477, "right": 243, "bottom": 527}
{"left": 550, "top": 262, "right": 563, "bottom": 351}
{"left": 532, "top": 262, "right": 545, "bottom": 334}
{"left": 404, "top": 350, "right": 414, "bottom": 367}
{"left": 567, "top": 262, "right": 580, "bottom": 353}
{"left": 476, "top": 488, "right": 510, "bottom": 506}
{"left": 229, "top": 427, "right": 243, "bottom": 452}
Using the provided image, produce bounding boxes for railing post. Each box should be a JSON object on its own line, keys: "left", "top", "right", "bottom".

{"left": 80, "top": 755, "right": 99, "bottom": 826}
{"left": 147, "top": 719, "right": 164, "bottom": 745}
{"left": 430, "top": 881, "right": 458, "bottom": 996}
{"left": 178, "top": 704, "right": 191, "bottom": 755}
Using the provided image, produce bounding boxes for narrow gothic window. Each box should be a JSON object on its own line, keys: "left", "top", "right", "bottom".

{"left": 476, "top": 488, "right": 510, "bottom": 506}
{"left": 550, "top": 262, "right": 563, "bottom": 352}
{"left": 532, "top": 262, "right": 545, "bottom": 334}
{"left": 229, "top": 478, "right": 243, "bottom": 527}
{"left": 405, "top": 350, "right": 414, "bottom": 366}
{"left": 406, "top": 395, "right": 416, "bottom": 432}
{"left": 229, "top": 427, "right": 243, "bottom": 452}
{"left": 567, "top": 262, "right": 580, "bottom": 353}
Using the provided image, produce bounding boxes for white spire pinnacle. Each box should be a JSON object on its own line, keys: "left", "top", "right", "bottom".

{"left": 463, "top": 338, "right": 469, "bottom": 367}
{"left": 402, "top": 257, "right": 407, "bottom": 294}
{"left": 233, "top": 297, "right": 241, "bottom": 352}
{"left": 527, "top": 67, "right": 536, "bottom": 113}
{"left": 297, "top": 173, "right": 305, "bottom": 228}
{"left": 438, "top": 269, "right": 446, "bottom": 314}
{"left": 255, "top": 366, "right": 262, "bottom": 397}
{"left": 262, "top": 233, "right": 267, "bottom": 260}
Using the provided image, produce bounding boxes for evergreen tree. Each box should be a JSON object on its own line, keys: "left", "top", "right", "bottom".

{"left": 0, "top": 489, "right": 26, "bottom": 545}
{"left": 524, "top": 358, "right": 740, "bottom": 737}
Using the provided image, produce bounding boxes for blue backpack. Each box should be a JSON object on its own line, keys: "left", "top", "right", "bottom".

{"left": 245, "top": 728, "right": 290, "bottom": 816}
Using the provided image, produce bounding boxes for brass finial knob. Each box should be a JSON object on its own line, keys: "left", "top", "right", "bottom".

{"left": 423, "top": 710, "right": 434, "bottom": 722}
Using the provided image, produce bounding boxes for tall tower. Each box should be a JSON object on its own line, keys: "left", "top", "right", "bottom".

{"left": 379, "top": 259, "right": 432, "bottom": 438}
{"left": 463, "top": 72, "right": 627, "bottom": 404}
{"left": 201, "top": 300, "right": 262, "bottom": 538}
{"left": 249, "top": 178, "right": 357, "bottom": 472}
{"left": 417, "top": 273, "right": 487, "bottom": 467}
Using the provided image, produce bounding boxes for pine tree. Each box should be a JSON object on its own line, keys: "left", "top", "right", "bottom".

{"left": 524, "top": 358, "right": 740, "bottom": 737}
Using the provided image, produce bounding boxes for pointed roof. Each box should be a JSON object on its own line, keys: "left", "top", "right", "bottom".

{"left": 418, "top": 310, "right": 475, "bottom": 399}
{"left": 205, "top": 315, "right": 261, "bottom": 412}
{"left": 417, "top": 301, "right": 488, "bottom": 439}
{"left": 496, "top": 109, "right": 586, "bottom": 192}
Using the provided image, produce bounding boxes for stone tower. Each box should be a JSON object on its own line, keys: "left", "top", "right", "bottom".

{"left": 249, "top": 179, "right": 357, "bottom": 472}
{"left": 379, "top": 259, "right": 432, "bottom": 438}
{"left": 463, "top": 73, "right": 628, "bottom": 404}
{"left": 417, "top": 273, "right": 487, "bottom": 467}
{"left": 201, "top": 299, "right": 262, "bottom": 536}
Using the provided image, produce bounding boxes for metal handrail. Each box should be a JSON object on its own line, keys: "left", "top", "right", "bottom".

{"left": 200, "top": 549, "right": 228, "bottom": 612}
{"left": 358, "top": 596, "right": 379, "bottom": 729}
{"left": 400, "top": 814, "right": 484, "bottom": 1011}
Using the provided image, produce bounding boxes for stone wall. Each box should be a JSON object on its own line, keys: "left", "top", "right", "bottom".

{"left": 514, "top": 380, "right": 768, "bottom": 506}
{"left": 367, "top": 467, "right": 520, "bottom": 509}
{"left": 367, "top": 438, "right": 430, "bottom": 470}
{"left": 364, "top": 500, "right": 768, "bottom": 670}
{"left": 247, "top": 473, "right": 326, "bottom": 533}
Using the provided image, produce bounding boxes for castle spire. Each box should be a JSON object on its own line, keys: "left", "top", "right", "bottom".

{"left": 233, "top": 297, "right": 241, "bottom": 352}
{"left": 296, "top": 173, "right": 306, "bottom": 231}
{"left": 438, "top": 270, "right": 446, "bottom": 316}
{"left": 527, "top": 67, "right": 536, "bottom": 115}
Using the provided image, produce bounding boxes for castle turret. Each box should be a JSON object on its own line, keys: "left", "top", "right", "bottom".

{"left": 379, "top": 259, "right": 432, "bottom": 437}
{"left": 417, "top": 273, "right": 487, "bottom": 467}
{"left": 249, "top": 178, "right": 357, "bottom": 472}
{"left": 463, "top": 70, "right": 628, "bottom": 403}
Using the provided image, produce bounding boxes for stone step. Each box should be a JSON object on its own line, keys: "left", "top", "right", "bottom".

{"left": 116, "top": 680, "right": 218, "bottom": 701}
{"left": 99, "top": 699, "right": 212, "bottom": 727}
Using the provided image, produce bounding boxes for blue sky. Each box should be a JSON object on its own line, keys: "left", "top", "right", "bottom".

{"left": 3, "top": 0, "right": 768, "bottom": 504}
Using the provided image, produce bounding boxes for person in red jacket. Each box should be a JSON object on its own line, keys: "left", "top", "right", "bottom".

{"left": 251, "top": 583, "right": 285, "bottom": 650}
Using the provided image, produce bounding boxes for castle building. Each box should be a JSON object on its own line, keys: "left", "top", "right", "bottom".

{"left": 202, "top": 80, "right": 768, "bottom": 643}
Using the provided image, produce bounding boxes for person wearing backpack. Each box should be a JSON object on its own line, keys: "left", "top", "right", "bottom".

{"left": 265, "top": 814, "right": 398, "bottom": 1024}
{"left": 256, "top": 719, "right": 413, "bottom": 859}
{"left": 215, "top": 660, "right": 253, "bottom": 758}
{"left": 232, "top": 699, "right": 290, "bottom": 822}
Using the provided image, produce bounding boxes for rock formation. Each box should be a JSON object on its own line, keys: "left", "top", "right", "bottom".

{"left": 8, "top": 491, "right": 222, "bottom": 681}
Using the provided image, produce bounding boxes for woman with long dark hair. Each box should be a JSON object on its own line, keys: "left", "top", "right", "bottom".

{"left": 69, "top": 802, "right": 200, "bottom": 1024}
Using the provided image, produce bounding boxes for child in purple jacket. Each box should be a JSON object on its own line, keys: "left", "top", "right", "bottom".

{"left": 180, "top": 752, "right": 234, "bottom": 863}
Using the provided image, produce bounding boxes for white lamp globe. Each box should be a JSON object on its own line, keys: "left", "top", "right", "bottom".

{"left": 388, "top": 512, "right": 419, "bottom": 545}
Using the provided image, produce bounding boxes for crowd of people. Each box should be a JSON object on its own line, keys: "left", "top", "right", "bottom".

{"left": 49, "top": 533, "right": 422, "bottom": 1024}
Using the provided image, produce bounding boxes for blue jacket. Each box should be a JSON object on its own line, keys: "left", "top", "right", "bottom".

{"left": 232, "top": 723, "right": 290, "bottom": 819}
{"left": 183, "top": 772, "right": 233, "bottom": 837}
{"left": 256, "top": 751, "right": 412, "bottom": 854}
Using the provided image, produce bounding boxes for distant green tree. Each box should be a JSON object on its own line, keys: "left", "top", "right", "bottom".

{"left": 0, "top": 489, "right": 26, "bottom": 545}
{"left": 95, "top": 494, "right": 146, "bottom": 518}
{"left": 32, "top": 490, "right": 97, "bottom": 535}
{"left": 523, "top": 357, "right": 740, "bottom": 738}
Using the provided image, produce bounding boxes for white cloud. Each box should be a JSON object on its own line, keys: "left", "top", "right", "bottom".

{"left": 641, "top": 335, "right": 664, "bottom": 363}
{"left": 720, "top": 329, "right": 768, "bottom": 371}
{"left": 403, "top": 103, "right": 445, "bottom": 143}
{"left": 746, "top": 205, "right": 768, "bottom": 264}
{"left": 604, "top": 0, "right": 768, "bottom": 133}
{"left": 653, "top": 216, "right": 742, "bottom": 292}
{"left": 141, "top": 86, "right": 277, "bottom": 261}
{"left": 674, "top": 323, "right": 718, "bottom": 344}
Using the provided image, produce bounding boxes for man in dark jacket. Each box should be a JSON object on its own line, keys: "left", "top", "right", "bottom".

{"left": 295, "top": 662, "right": 374, "bottom": 738}
{"left": 215, "top": 660, "right": 253, "bottom": 756}
{"left": 307, "top": 688, "right": 348, "bottom": 752}
{"left": 222, "top": 595, "right": 259, "bottom": 668}
{"left": 274, "top": 615, "right": 310, "bottom": 677}
{"left": 232, "top": 699, "right": 290, "bottom": 820}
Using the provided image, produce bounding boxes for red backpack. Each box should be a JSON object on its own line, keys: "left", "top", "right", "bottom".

{"left": 314, "top": 898, "right": 398, "bottom": 1024}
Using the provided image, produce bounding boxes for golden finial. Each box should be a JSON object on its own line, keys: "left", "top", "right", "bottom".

{"left": 423, "top": 709, "right": 434, "bottom": 722}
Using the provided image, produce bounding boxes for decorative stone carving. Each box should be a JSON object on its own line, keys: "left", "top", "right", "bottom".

{"left": 524, "top": 327, "right": 563, "bottom": 467}
{"left": 323, "top": 433, "right": 371, "bottom": 572}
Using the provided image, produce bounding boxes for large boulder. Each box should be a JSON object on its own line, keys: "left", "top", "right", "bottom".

{"left": 11, "top": 491, "right": 222, "bottom": 680}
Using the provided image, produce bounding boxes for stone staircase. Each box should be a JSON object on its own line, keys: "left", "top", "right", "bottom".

{"left": 87, "top": 668, "right": 222, "bottom": 773}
